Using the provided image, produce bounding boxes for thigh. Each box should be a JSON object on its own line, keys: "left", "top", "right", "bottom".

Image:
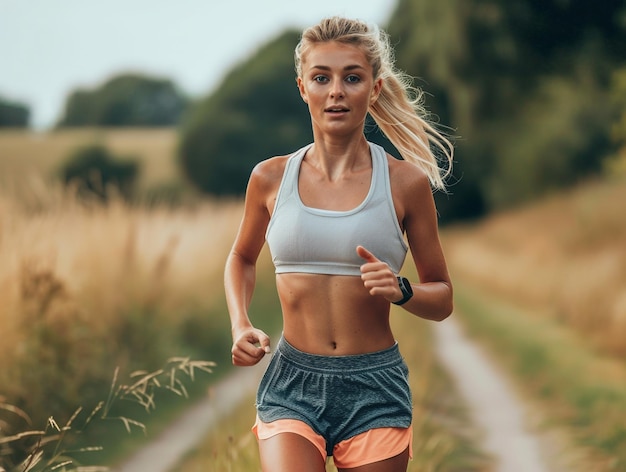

{"left": 259, "top": 432, "right": 327, "bottom": 472}
{"left": 333, "top": 427, "right": 412, "bottom": 471}
{"left": 337, "top": 447, "right": 409, "bottom": 472}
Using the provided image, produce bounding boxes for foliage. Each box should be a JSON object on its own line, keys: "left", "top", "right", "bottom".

{"left": 611, "top": 67, "right": 626, "bottom": 146}
{"left": 57, "top": 74, "right": 188, "bottom": 127}
{"left": 58, "top": 144, "right": 139, "bottom": 201}
{"left": 0, "top": 97, "right": 30, "bottom": 128}
{"left": 605, "top": 67, "right": 626, "bottom": 177}
{"left": 178, "top": 30, "right": 312, "bottom": 196}
{"left": 386, "top": 0, "right": 626, "bottom": 220}
{"left": 0, "top": 358, "right": 214, "bottom": 472}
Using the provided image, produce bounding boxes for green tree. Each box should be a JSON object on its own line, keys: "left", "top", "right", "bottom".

{"left": 386, "top": 0, "right": 626, "bottom": 218}
{"left": 0, "top": 96, "right": 30, "bottom": 127}
{"left": 57, "top": 74, "right": 188, "bottom": 127}
{"left": 178, "top": 30, "right": 312, "bottom": 196}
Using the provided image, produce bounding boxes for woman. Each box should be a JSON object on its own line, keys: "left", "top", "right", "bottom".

{"left": 225, "top": 16, "right": 454, "bottom": 472}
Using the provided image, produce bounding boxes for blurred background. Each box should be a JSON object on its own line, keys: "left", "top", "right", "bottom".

{"left": 1, "top": 0, "right": 625, "bottom": 470}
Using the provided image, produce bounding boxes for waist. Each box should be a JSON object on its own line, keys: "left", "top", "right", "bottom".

{"left": 277, "top": 273, "right": 395, "bottom": 355}
{"left": 276, "top": 336, "right": 402, "bottom": 374}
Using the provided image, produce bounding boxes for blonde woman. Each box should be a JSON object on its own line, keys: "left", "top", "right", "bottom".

{"left": 225, "top": 16, "right": 454, "bottom": 472}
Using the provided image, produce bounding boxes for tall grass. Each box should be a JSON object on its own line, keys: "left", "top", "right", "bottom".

{"left": 443, "top": 178, "right": 626, "bottom": 357}
{"left": 1, "top": 358, "right": 214, "bottom": 472}
{"left": 0, "top": 128, "right": 283, "bottom": 470}
{"left": 0, "top": 177, "right": 250, "bottom": 427}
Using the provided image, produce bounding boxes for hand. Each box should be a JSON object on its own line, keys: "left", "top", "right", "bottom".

{"left": 357, "top": 245, "right": 403, "bottom": 303}
{"left": 231, "top": 327, "right": 271, "bottom": 366}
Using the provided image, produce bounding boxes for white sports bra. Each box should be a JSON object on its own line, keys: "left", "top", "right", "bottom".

{"left": 265, "top": 142, "right": 408, "bottom": 276}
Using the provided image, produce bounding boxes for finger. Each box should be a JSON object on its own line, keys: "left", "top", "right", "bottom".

{"left": 356, "top": 245, "right": 378, "bottom": 263}
{"left": 232, "top": 343, "right": 265, "bottom": 366}
{"left": 258, "top": 333, "right": 272, "bottom": 354}
{"left": 236, "top": 337, "right": 264, "bottom": 358}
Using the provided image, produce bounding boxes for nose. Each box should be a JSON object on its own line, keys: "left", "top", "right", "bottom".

{"left": 330, "top": 80, "right": 345, "bottom": 99}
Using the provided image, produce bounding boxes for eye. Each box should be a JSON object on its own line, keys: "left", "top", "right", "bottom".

{"left": 345, "top": 75, "right": 361, "bottom": 83}
{"left": 313, "top": 75, "right": 329, "bottom": 83}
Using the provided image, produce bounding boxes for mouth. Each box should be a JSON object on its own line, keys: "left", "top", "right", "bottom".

{"left": 324, "top": 106, "right": 349, "bottom": 114}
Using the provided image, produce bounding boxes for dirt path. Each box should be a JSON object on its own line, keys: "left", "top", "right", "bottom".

{"left": 113, "top": 318, "right": 552, "bottom": 472}
{"left": 434, "top": 318, "right": 549, "bottom": 472}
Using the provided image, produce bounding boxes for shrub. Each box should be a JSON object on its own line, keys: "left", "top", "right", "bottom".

{"left": 59, "top": 144, "right": 139, "bottom": 201}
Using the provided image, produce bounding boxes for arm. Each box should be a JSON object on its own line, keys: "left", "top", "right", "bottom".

{"left": 224, "top": 160, "right": 280, "bottom": 365}
{"left": 359, "top": 161, "right": 453, "bottom": 321}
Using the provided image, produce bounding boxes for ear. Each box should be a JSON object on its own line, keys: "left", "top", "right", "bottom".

{"left": 370, "top": 77, "right": 383, "bottom": 105}
{"left": 297, "top": 77, "right": 308, "bottom": 104}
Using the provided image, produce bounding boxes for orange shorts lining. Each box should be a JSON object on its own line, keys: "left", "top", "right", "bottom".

{"left": 252, "top": 415, "right": 413, "bottom": 468}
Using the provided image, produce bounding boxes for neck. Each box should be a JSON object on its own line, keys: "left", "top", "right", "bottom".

{"left": 306, "top": 134, "right": 371, "bottom": 180}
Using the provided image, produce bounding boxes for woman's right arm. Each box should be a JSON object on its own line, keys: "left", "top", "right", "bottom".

{"left": 224, "top": 158, "right": 282, "bottom": 366}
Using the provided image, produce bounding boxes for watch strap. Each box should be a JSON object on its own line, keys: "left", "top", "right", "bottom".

{"left": 392, "top": 276, "right": 413, "bottom": 306}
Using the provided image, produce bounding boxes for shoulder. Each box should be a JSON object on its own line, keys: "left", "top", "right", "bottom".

{"left": 248, "top": 154, "right": 291, "bottom": 193}
{"left": 386, "top": 154, "right": 432, "bottom": 197}
{"left": 385, "top": 153, "right": 437, "bottom": 229}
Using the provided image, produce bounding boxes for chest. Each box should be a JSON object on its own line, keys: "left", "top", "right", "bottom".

{"left": 297, "top": 168, "right": 372, "bottom": 212}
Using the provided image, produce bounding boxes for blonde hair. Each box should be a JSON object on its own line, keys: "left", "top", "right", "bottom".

{"left": 295, "top": 17, "right": 453, "bottom": 190}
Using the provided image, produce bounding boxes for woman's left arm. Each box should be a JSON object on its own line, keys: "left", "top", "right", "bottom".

{"left": 359, "top": 160, "right": 453, "bottom": 321}
{"left": 400, "top": 169, "right": 453, "bottom": 320}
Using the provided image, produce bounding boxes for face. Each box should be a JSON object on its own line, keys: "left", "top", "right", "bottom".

{"left": 297, "top": 41, "right": 382, "bottom": 137}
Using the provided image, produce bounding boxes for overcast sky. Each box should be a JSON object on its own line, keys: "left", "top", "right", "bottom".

{"left": 0, "top": 0, "right": 395, "bottom": 129}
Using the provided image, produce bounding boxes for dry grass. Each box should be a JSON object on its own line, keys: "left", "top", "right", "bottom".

{"left": 443, "top": 177, "right": 626, "bottom": 357}
{"left": 0, "top": 129, "right": 279, "bottom": 471}
{"left": 0, "top": 176, "right": 246, "bottom": 422}
{"left": 1, "top": 358, "right": 215, "bottom": 472}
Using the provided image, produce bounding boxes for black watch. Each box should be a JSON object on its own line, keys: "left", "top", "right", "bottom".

{"left": 392, "top": 276, "right": 413, "bottom": 305}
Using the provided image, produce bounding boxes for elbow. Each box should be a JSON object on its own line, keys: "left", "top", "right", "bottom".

{"left": 433, "top": 303, "right": 453, "bottom": 322}
{"left": 433, "top": 284, "right": 454, "bottom": 322}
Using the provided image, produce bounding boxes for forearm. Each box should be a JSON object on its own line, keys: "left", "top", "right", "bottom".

{"left": 224, "top": 251, "right": 257, "bottom": 335}
{"left": 401, "top": 279, "right": 453, "bottom": 322}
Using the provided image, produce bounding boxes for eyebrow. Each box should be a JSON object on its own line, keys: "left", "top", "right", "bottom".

{"left": 310, "top": 64, "right": 366, "bottom": 72}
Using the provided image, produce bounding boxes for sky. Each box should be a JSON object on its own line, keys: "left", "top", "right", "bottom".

{"left": 0, "top": 0, "right": 395, "bottom": 129}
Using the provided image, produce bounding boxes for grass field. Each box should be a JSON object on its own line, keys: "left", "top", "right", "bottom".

{"left": 0, "top": 129, "right": 253, "bottom": 469}
{"left": 0, "top": 128, "right": 182, "bottom": 191}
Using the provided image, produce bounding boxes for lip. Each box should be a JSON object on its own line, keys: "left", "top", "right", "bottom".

{"left": 324, "top": 106, "right": 350, "bottom": 113}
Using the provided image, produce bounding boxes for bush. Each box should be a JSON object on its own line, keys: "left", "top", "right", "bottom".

{"left": 0, "top": 97, "right": 30, "bottom": 128}
{"left": 59, "top": 144, "right": 140, "bottom": 201}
